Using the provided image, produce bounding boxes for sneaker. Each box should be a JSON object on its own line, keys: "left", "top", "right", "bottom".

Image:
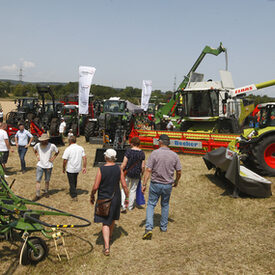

{"left": 160, "top": 228, "right": 167, "bottom": 232}
{"left": 142, "top": 230, "right": 152, "bottom": 240}
{"left": 32, "top": 195, "right": 41, "bottom": 202}
{"left": 4, "top": 175, "right": 9, "bottom": 178}
{"left": 44, "top": 192, "right": 49, "bottom": 198}
{"left": 121, "top": 208, "right": 127, "bottom": 214}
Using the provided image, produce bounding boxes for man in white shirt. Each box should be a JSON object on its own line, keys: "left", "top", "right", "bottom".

{"left": 59, "top": 118, "right": 66, "bottom": 145}
{"left": 33, "top": 133, "right": 59, "bottom": 201}
{"left": 166, "top": 119, "right": 174, "bottom": 131}
{"left": 62, "top": 136, "right": 86, "bottom": 201}
{"left": 0, "top": 123, "right": 13, "bottom": 170}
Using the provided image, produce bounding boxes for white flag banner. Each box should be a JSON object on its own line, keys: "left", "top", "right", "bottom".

{"left": 141, "top": 80, "right": 152, "bottom": 111}
{"left": 78, "top": 66, "right": 96, "bottom": 114}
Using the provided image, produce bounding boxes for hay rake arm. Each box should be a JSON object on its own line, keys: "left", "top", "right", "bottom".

{"left": 0, "top": 176, "right": 91, "bottom": 265}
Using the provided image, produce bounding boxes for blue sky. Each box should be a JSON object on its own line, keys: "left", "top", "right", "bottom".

{"left": 0, "top": 0, "right": 274, "bottom": 95}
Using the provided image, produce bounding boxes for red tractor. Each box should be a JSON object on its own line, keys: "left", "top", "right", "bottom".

{"left": 7, "top": 121, "right": 45, "bottom": 146}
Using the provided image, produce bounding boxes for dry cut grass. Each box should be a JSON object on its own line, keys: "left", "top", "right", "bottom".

{"left": 0, "top": 136, "right": 275, "bottom": 274}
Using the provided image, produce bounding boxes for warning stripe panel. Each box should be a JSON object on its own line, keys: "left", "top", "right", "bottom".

{"left": 130, "top": 128, "right": 239, "bottom": 155}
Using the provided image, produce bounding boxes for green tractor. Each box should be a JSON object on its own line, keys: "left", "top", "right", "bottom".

{"left": 230, "top": 102, "right": 275, "bottom": 176}
{"left": 92, "top": 98, "right": 132, "bottom": 166}
{"left": 62, "top": 105, "right": 79, "bottom": 136}
{"left": 85, "top": 97, "right": 131, "bottom": 144}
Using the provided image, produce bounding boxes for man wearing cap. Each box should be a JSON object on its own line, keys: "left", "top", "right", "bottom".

{"left": 62, "top": 136, "right": 87, "bottom": 201}
{"left": 142, "top": 134, "right": 181, "bottom": 240}
{"left": 33, "top": 133, "right": 59, "bottom": 201}
{"left": 15, "top": 123, "right": 33, "bottom": 173}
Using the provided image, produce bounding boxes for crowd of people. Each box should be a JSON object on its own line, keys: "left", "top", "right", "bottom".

{"left": 0, "top": 120, "right": 182, "bottom": 257}
{"left": 90, "top": 134, "right": 181, "bottom": 256}
{"left": 0, "top": 122, "right": 86, "bottom": 202}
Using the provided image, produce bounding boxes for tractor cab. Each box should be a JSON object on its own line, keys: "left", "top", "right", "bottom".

{"left": 180, "top": 81, "right": 230, "bottom": 132}
{"left": 257, "top": 102, "right": 275, "bottom": 128}
{"left": 103, "top": 98, "right": 127, "bottom": 113}
{"left": 62, "top": 105, "right": 79, "bottom": 136}
{"left": 16, "top": 97, "right": 39, "bottom": 112}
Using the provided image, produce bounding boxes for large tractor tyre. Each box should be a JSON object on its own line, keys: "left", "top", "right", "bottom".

{"left": 19, "top": 237, "right": 48, "bottom": 265}
{"left": 9, "top": 135, "right": 16, "bottom": 146}
{"left": 84, "top": 122, "right": 95, "bottom": 142}
{"left": 50, "top": 121, "right": 58, "bottom": 136}
{"left": 27, "top": 113, "right": 35, "bottom": 121}
{"left": 72, "top": 123, "right": 78, "bottom": 137}
{"left": 6, "top": 112, "right": 16, "bottom": 125}
{"left": 33, "top": 117, "right": 40, "bottom": 126}
{"left": 252, "top": 135, "right": 275, "bottom": 176}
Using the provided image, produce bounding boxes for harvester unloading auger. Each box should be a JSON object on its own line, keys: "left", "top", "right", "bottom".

{"left": 0, "top": 176, "right": 91, "bottom": 265}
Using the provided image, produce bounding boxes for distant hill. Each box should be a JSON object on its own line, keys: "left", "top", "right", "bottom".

{"left": 0, "top": 79, "right": 67, "bottom": 85}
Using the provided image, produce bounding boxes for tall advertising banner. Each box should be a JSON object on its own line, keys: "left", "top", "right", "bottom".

{"left": 141, "top": 80, "right": 152, "bottom": 111}
{"left": 78, "top": 66, "right": 96, "bottom": 114}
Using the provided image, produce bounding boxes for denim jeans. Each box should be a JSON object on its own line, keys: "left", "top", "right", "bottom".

{"left": 18, "top": 146, "right": 28, "bottom": 171}
{"left": 145, "top": 182, "right": 172, "bottom": 231}
{"left": 36, "top": 166, "right": 52, "bottom": 183}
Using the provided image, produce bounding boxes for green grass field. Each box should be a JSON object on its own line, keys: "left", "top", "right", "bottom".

{"left": 0, "top": 137, "right": 275, "bottom": 274}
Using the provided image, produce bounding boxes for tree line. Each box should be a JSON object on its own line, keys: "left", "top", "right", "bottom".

{"left": 0, "top": 80, "right": 273, "bottom": 106}
{"left": 0, "top": 80, "right": 173, "bottom": 105}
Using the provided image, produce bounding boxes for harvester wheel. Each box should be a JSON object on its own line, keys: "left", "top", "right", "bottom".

{"left": 20, "top": 237, "right": 48, "bottom": 265}
{"left": 84, "top": 122, "right": 95, "bottom": 142}
{"left": 252, "top": 135, "right": 275, "bottom": 176}
{"left": 9, "top": 135, "right": 16, "bottom": 146}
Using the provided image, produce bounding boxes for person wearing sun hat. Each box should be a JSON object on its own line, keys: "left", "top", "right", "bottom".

{"left": 33, "top": 133, "right": 59, "bottom": 201}
{"left": 142, "top": 134, "right": 182, "bottom": 240}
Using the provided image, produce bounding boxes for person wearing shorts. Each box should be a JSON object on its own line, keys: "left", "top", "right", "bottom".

{"left": 33, "top": 133, "right": 59, "bottom": 201}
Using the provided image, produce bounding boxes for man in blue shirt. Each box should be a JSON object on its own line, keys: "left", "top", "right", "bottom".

{"left": 15, "top": 123, "right": 33, "bottom": 173}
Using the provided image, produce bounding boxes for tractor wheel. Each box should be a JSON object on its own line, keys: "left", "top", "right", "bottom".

{"left": 19, "top": 237, "right": 48, "bottom": 265}
{"left": 50, "top": 121, "right": 58, "bottom": 136}
{"left": 72, "top": 123, "right": 78, "bottom": 137}
{"left": 252, "top": 135, "right": 275, "bottom": 176}
{"left": 84, "top": 122, "right": 95, "bottom": 142}
{"left": 9, "top": 135, "right": 16, "bottom": 146}
{"left": 27, "top": 113, "right": 35, "bottom": 121}
{"left": 6, "top": 112, "right": 16, "bottom": 125}
{"left": 33, "top": 117, "right": 40, "bottom": 125}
